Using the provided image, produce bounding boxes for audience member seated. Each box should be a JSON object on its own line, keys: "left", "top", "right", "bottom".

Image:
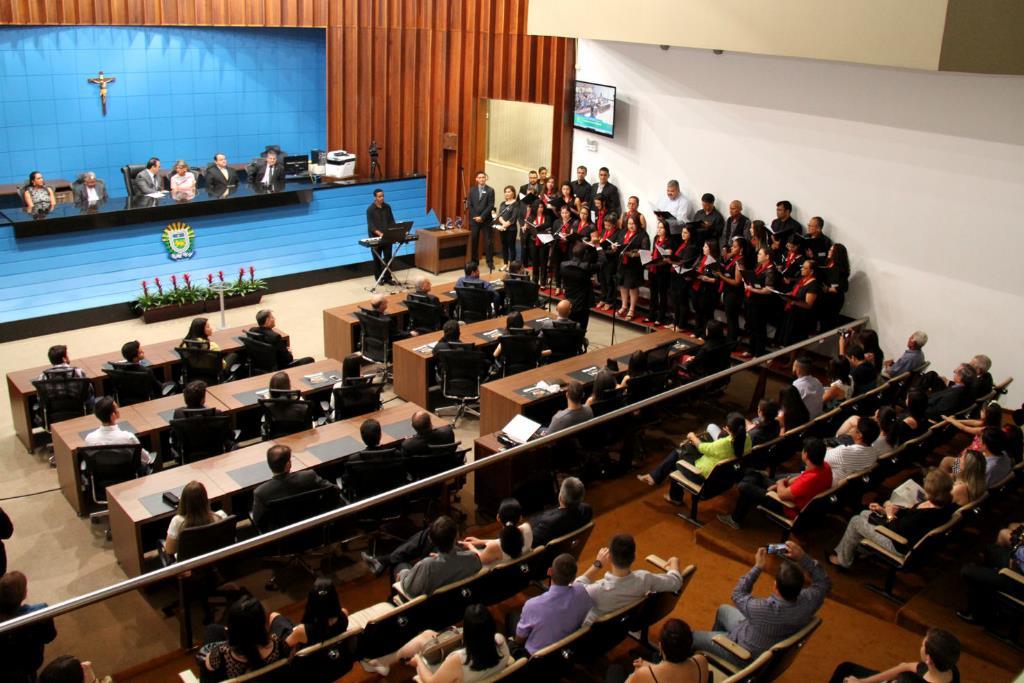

{"left": 251, "top": 445, "right": 334, "bottom": 529}
{"left": 362, "top": 516, "right": 481, "bottom": 597}
{"left": 575, "top": 533, "right": 683, "bottom": 624}
{"left": 537, "top": 299, "right": 578, "bottom": 331}
{"left": 541, "top": 381, "right": 593, "bottom": 435}
{"left": 172, "top": 380, "right": 217, "bottom": 420}
{"left": 260, "top": 371, "right": 311, "bottom": 427}
{"left": 778, "top": 385, "right": 811, "bottom": 434}
{"left": 717, "top": 437, "right": 832, "bottom": 530}
{"left": 162, "top": 480, "right": 228, "bottom": 558}
{"left": 202, "top": 595, "right": 294, "bottom": 678}
{"left": 349, "top": 419, "right": 388, "bottom": 461}
{"left": 460, "top": 498, "right": 531, "bottom": 568}
{"left": 693, "top": 541, "right": 828, "bottom": 666}
{"left": 434, "top": 320, "right": 469, "bottom": 354}
{"left": 586, "top": 367, "right": 619, "bottom": 407}
{"left": 845, "top": 344, "right": 879, "bottom": 396}
{"left": 514, "top": 553, "right": 593, "bottom": 655}
{"left": 0, "top": 570, "right": 57, "bottom": 683}
{"left": 834, "top": 410, "right": 889, "bottom": 449}
{"left": 1005, "top": 407, "right": 1024, "bottom": 463}
{"left": 38, "top": 655, "right": 110, "bottom": 683}
{"left": 925, "top": 363, "right": 976, "bottom": 420}
{"left": 529, "top": 477, "right": 593, "bottom": 547}
{"left": 618, "top": 350, "right": 650, "bottom": 391}
{"left": 792, "top": 356, "right": 824, "bottom": 419}
{"left": 840, "top": 328, "right": 885, "bottom": 369}
{"left": 941, "top": 400, "right": 1002, "bottom": 459}
{"left": 248, "top": 308, "right": 314, "bottom": 367}
{"left": 940, "top": 427, "right": 1011, "bottom": 489}
{"left": 401, "top": 410, "right": 456, "bottom": 456}
{"left": 0, "top": 506, "right": 10, "bottom": 576}
{"left": 828, "top": 627, "right": 960, "bottom": 683}
{"left": 114, "top": 340, "right": 166, "bottom": 396}
{"left": 676, "top": 321, "right": 731, "bottom": 382}
{"left": 970, "top": 354, "right": 993, "bottom": 398}
{"left": 746, "top": 399, "right": 781, "bottom": 446}
{"left": 948, "top": 450, "right": 987, "bottom": 507}
{"left": 643, "top": 413, "right": 749, "bottom": 497}
{"left": 958, "top": 521, "right": 1024, "bottom": 627}
{"left": 456, "top": 261, "right": 499, "bottom": 303}
{"left": 896, "top": 390, "right": 930, "bottom": 444}
{"left": 823, "top": 415, "right": 881, "bottom": 485}
{"left": 84, "top": 397, "right": 153, "bottom": 473}
{"left": 883, "top": 330, "right": 928, "bottom": 378}
{"left": 362, "top": 603, "right": 513, "bottom": 680}
{"left": 504, "top": 260, "right": 530, "bottom": 281}
{"left": 284, "top": 577, "right": 349, "bottom": 649}
{"left": 406, "top": 277, "right": 448, "bottom": 332}
{"left": 822, "top": 356, "right": 852, "bottom": 408}
{"left": 605, "top": 618, "right": 708, "bottom": 683}
{"left": 182, "top": 317, "right": 219, "bottom": 350}
{"left": 23, "top": 171, "right": 56, "bottom": 213}
{"left": 829, "top": 469, "right": 955, "bottom": 569}
{"left": 38, "top": 344, "right": 88, "bottom": 381}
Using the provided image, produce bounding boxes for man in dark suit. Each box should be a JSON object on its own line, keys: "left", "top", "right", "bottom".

{"left": 530, "top": 476, "right": 593, "bottom": 547}
{"left": 927, "top": 363, "right": 977, "bottom": 420}
{"left": 114, "top": 340, "right": 166, "bottom": 398}
{"left": 366, "top": 187, "right": 398, "bottom": 284}
{"left": 590, "top": 166, "right": 620, "bottom": 214}
{"left": 246, "top": 150, "right": 285, "bottom": 190}
{"left": 401, "top": 410, "right": 456, "bottom": 457}
{"left": 251, "top": 445, "right": 334, "bottom": 528}
{"left": 73, "top": 172, "right": 108, "bottom": 204}
{"left": 133, "top": 157, "right": 162, "bottom": 195}
{"left": 560, "top": 243, "right": 601, "bottom": 331}
{"left": 171, "top": 380, "right": 219, "bottom": 420}
{"left": 519, "top": 169, "right": 541, "bottom": 198}
{"left": 406, "top": 277, "right": 448, "bottom": 330}
{"left": 467, "top": 171, "right": 496, "bottom": 271}
{"left": 247, "top": 309, "right": 314, "bottom": 368}
{"left": 204, "top": 153, "right": 239, "bottom": 194}
{"left": 365, "top": 294, "right": 411, "bottom": 342}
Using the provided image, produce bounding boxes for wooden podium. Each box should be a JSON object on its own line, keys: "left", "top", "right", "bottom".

{"left": 414, "top": 227, "right": 472, "bottom": 274}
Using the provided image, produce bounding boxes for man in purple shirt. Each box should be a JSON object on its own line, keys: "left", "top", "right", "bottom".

{"left": 515, "top": 553, "right": 593, "bottom": 654}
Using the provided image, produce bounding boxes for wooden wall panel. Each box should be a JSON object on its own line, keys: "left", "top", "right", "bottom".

{"left": 0, "top": 0, "right": 576, "bottom": 221}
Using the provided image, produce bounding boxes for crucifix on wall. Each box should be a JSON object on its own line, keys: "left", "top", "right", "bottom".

{"left": 87, "top": 71, "right": 116, "bottom": 116}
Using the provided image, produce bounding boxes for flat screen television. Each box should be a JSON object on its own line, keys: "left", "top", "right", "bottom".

{"left": 573, "top": 80, "right": 617, "bottom": 138}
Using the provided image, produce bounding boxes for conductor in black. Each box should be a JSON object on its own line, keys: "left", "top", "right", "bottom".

{"left": 467, "top": 171, "right": 496, "bottom": 271}
{"left": 367, "top": 188, "right": 397, "bottom": 284}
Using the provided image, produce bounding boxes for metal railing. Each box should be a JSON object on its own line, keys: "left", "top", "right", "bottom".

{"left": 0, "top": 316, "right": 868, "bottom": 636}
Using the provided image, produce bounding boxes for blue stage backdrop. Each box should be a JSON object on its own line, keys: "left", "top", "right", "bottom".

{"left": 0, "top": 25, "right": 326, "bottom": 191}
{"left": 0, "top": 178, "right": 436, "bottom": 324}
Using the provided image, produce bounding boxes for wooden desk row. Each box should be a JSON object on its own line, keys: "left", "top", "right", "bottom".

{"left": 52, "top": 359, "right": 342, "bottom": 515}
{"left": 392, "top": 308, "right": 552, "bottom": 407}
{"left": 478, "top": 328, "right": 698, "bottom": 435}
{"left": 106, "top": 402, "right": 445, "bottom": 577}
{"left": 6, "top": 324, "right": 289, "bottom": 452}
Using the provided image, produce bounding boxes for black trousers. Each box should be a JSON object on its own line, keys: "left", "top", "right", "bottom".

{"left": 532, "top": 243, "right": 552, "bottom": 286}
{"left": 723, "top": 289, "right": 744, "bottom": 344}
{"left": 600, "top": 258, "right": 619, "bottom": 305}
{"left": 827, "top": 662, "right": 878, "bottom": 683}
{"left": 499, "top": 226, "right": 516, "bottom": 265}
{"left": 383, "top": 527, "right": 435, "bottom": 575}
{"left": 471, "top": 221, "right": 494, "bottom": 267}
{"left": 568, "top": 300, "right": 592, "bottom": 331}
{"left": 962, "top": 544, "right": 1021, "bottom": 623}
{"left": 371, "top": 243, "right": 393, "bottom": 281}
{"left": 648, "top": 268, "right": 670, "bottom": 322}
{"left": 746, "top": 297, "right": 773, "bottom": 356}
{"left": 693, "top": 287, "right": 718, "bottom": 336}
{"left": 731, "top": 470, "right": 787, "bottom": 523}
{"left": 670, "top": 276, "right": 691, "bottom": 327}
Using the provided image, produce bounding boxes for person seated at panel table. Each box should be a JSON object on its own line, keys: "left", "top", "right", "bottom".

{"left": 247, "top": 308, "right": 314, "bottom": 368}
{"left": 676, "top": 320, "right": 731, "bottom": 382}
{"left": 541, "top": 381, "right": 593, "bottom": 436}
{"left": 37, "top": 344, "right": 88, "bottom": 381}
{"left": 84, "top": 396, "right": 154, "bottom": 474}
{"left": 115, "top": 340, "right": 167, "bottom": 397}
{"left": 204, "top": 152, "right": 239, "bottom": 195}
{"left": 246, "top": 149, "right": 286, "bottom": 190}
{"left": 22, "top": 171, "right": 56, "bottom": 213}
{"left": 456, "top": 260, "right": 500, "bottom": 306}
{"left": 262, "top": 371, "right": 312, "bottom": 424}
{"left": 362, "top": 294, "right": 412, "bottom": 344}
{"left": 168, "top": 159, "right": 197, "bottom": 200}
{"left": 72, "top": 171, "right": 108, "bottom": 204}
{"left": 134, "top": 157, "right": 163, "bottom": 195}
{"left": 251, "top": 445, "right": 335, "bottom": 529}
{"left": 171, "top": 380, "right": 219, "bottom": 420}
{"left": 537, "top": 299, "right": 578, "bottom": 331}
{"left": 400, "top": 409, "right": 455, "bottom": 457}
{"left": 162, "top": 480, "right": 228, "bottom": 558}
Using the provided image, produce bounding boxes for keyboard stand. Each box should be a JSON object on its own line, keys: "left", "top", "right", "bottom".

{"left": 365, "top": 238, "right": 414, "bottom": 293}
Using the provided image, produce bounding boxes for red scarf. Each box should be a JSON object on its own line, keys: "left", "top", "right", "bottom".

{"left": 601, "top": 224, "right": 618, "bottom": 243}
{"left": 620, "top": 229, "right": 638, "bottom": 264}
{"left": 648, "top": 237, "right": 667, "bottom": 271}
{"left": 785, "top": 276, "right": 816, "bottom": 311}
{"left": 783, "top": 251, "right": 799, "bottom": 272}
{"left": 719, "top": 255, "right": 739, "bottom": 293}
{"left": 746, "top": 262, "right": 772, "bottom": 298}
{"left": 692, "top": 254, "right": 711, "bottom": 291}
{"left": 674, "top": 239, "right": 690, "bottom": 257}
{"left": 596, "top": 208, "right": 607, "bottom": 228}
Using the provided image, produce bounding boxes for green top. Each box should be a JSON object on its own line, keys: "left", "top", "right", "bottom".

{"left": 693, "top": 434, "right": 752, "bottom": 477}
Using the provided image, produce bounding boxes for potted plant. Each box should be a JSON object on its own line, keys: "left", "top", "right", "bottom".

{"left": 215, "top": 265, "right": 267, "bottom": 311}
{"left": 135, "top": 267, "right": 269, "bottom": 322}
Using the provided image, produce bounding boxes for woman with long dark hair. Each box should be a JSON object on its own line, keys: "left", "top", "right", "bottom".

{"left": 183, "top": 317, "right": 218, "bottom": 350}
{"left": 644, "top": 221, "right": 672, "bottom": 325}
{"left": 616, "top": 214, "right": 650, "bottom": 320}
{"left": 743, "top": 246, "right": 780, "bottom": 357}
{"left": 690, "top": 239, "right": 721, "bottom": 336}
{"left": 817, "top": 243, "right": 850, "bottom": 332}
{"left": 163, "top": 481, "right": 227, "bottom": 557}
{"left": 719, "top": 236, "right": 754, "bottom": 345}
{"left": 204, "top": 596, "right": 292, "bottom": 677}
{"left": 495, "top": 185, "right": 520, "bottom": 270}
{"left": 667, "top": 224, "right": 700, "bottom": 331}
{"left": 775, "top": 260, "right": 819, "bottom": 346}
{"left": 595, "top": 213, "right": 622, "bottom": 311}
{"left": 778, "top": 385, "right": 811, "bottom": 434}
{"left": 286, "top": 577, "right": 349, "bottom": 648}
{"left": 23, "top": 171, "right": 56, "bottom": 213}
{"left": 550, "top": 204, "right": 578, "bottom": 294}
{"left": 656, "top": 413, "right": 751, "bottom": 501}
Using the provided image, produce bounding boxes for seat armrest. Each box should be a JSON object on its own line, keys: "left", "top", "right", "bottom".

{"left": 874, "top": 525, "right": 909, "bottom": 546}
{"left": 646, "top": 554, "right": 669, "bottom": 571}
{"left": 160, "top": 382, "right": 177, "bottom": 397}
{"left": 711, "top": 634, "right": 751, "bottom": 661}
{"left": 677, "top": 458, "right": 702, "bottom": 475}
{"left": 998, "top": 568, "right": 1024, "bottom": 585}
{"left": 392, "top": 579, "right": 411, "bottom": 604}
{"left": 766, "top": 490, "right": 797, "bottom": 508}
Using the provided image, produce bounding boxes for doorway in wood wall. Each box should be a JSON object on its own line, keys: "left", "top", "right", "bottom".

{"left": 483, "top": 99, "right": 554, "bottom": 194}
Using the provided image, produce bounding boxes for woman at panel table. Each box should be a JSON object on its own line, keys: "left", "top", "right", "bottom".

{"left": 743, "top": 246, "right": 780, "bottom": 358}
{"left": 22, "top": 171, "right": 55, "bottom": 213}
{"left": 183, "top": 317, "right": 221, "bottom": 351}
{"left": 666, "top": 224, "right": 699, "bottom": 332}
{"left": 169, "top": 159, "right": 197, "bottom": 199}
{"left": 775, "top": 259, "right": 820, "bottom": 347}
{"left": 616, "top": 213, "right": 650, "bottom": 321}
{"left": 163, "top": 480, "right": 228, "bottom": 558}
{"left": 494, "top": 185, "right": 521, "bottom": 271}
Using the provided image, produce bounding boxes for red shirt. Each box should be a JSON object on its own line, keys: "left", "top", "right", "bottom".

{"left": 785, "top": 463, "right": 833, "bottom": 518}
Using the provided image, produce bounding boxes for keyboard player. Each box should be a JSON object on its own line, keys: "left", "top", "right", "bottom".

{"left": 367, "top": 188, "right": 398, "bottom": 285}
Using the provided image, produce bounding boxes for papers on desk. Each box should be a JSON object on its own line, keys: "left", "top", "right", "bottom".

{"left": 480, "top": 328, "right": 502, "bottom": 340}
{"left": 639, "top": 249, "right": 654, "bottom": 265}
{"left": 304, "top": 372, "right": 341, "bottom": 385}
{"left": 537, "top": 233, "right": 555, "bottom": 244}
{"left": 414, "top": 341, "right": 438, "bottom": 354}
{"left": 254, "top": 388, "right": 270, "bottom": 400}
{"left": 500, "top": 414, "right": 542, "bottom": 445}
{"left": 145, "top": 191, "right": 168, "bottom": 198}
{"left": 518, "top": 379, "right": 562, "bottom": 398}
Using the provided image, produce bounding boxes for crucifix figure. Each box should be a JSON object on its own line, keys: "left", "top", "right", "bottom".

{"left": 87, "top": 71, "right": 116, "bottom": 116}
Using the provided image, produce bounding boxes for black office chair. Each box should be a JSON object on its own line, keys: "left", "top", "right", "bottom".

{"left": 32, "top": 371, "right": 93, "bottom": 436}
{"left": 435, "top": 349, "right": 486, "bottom": 426}
{"left": 503, "top": 278, "right": 541, "bottom": 312}
{"left": 257, "top": 485, "right": 343, "bottom": 589}
{"left": 103, "top": 362, "right": 174, "bottom": 406}
{"left": 240, "top": 334, "right": 280, "bottom": 376}
{"left": 121, "top": 164, "right": 146, "bottom": 197}
{"left": 258, "top": 391, "right": 314, "bottom": 439}
{"left": 159, "top": 515, "right": 239, "bottom": 647}
{"left": 404, "top": 298, "right": 445, "bottom": 335}
{"left": 405, "top": 442, "right": 469, "bottom": 518}
{"left": 454, "top": 286, "right": 494, "bottom": 323}
{"left": 339, "top": 451, "right": 408, "bottom": 555}
{"left": 353, "top": 310, "right": 393, "bottom": 379}
{"left": 175, "top": 343, "right": 230, "bottom": 386}
{"left": 331, "top": 380, "right": 384, "bottom": 421}
{"left": 541, "top": 326, "right": 587, "bottom": 363}
{"left": 497, "top": 334, "right": 541, "bottom": 377}
{"left": 78, "top": 444, "right": 143, "bottom": 539}
{"left": 169, "top": 413, "right": 235, "bottom": 464}
{"left": 625, "top": 370, "right": 671, "bottom": 404}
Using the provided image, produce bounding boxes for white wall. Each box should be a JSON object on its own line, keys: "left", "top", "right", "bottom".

{"left": 573, "top": 40, "right": 1024, "bottom": 404}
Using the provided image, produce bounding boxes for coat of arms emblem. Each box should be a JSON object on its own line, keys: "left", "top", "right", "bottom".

{"left": 162, "top": 222, "right": 195, "bottom": 260}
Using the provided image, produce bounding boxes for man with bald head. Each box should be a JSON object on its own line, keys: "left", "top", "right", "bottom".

{"left": 405, "top": 276, "right": 448, "bottom": 333}
{"left": 537, "top": 299, "right": 577, "bottom": 330}
{"left": 363, "top": 293, "right": 410, "bottom": 341}
{"left": 400, "top": 409, "right": 456, "bottom": 456}
{"left": 723, "top": 200, "right": 750, "bottom": 254}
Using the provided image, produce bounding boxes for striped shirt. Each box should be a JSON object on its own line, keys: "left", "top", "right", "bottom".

{"left": 729, "top": 555, "right": 830, "bottom": 656}
{"left": 824, "top": 443, "right": 879, "bottom": 486}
